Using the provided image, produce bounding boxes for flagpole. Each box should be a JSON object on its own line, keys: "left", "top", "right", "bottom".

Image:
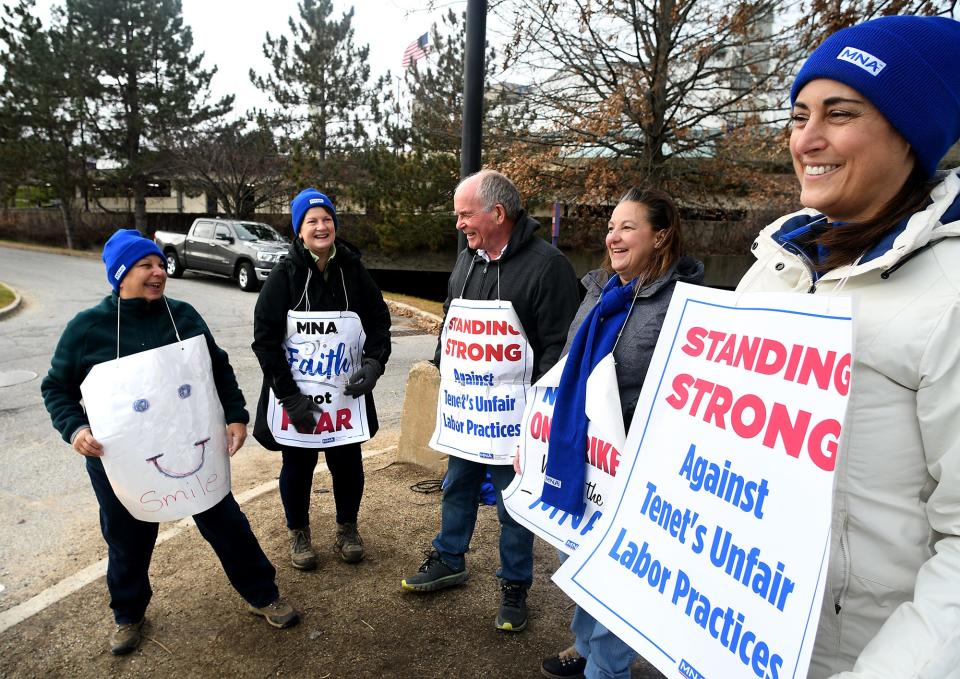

{"left": 458, "top": 0, "right": 487, "bottom": 253}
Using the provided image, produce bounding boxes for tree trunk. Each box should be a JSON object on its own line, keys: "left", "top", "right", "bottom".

{"left": 58, "top": 195, "right": 76, "bottom": 250}
{"left": 133, "top": 175, "right": 147, "bottom": 234}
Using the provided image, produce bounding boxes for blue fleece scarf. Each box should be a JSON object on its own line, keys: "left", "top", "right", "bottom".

{"left": 542, "top": 275, "right": 637, "bottom": 515}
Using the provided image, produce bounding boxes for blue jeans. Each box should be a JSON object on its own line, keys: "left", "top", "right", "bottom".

{"left": 432, "top": 455, "right": 534, "bottom": 585}
{"left": 558, "top": 551, "right": 636, "bottom": 679}
{"left": 86, "top": 456, "right": 279, "bottom": 624}
{"left": 572, "top": 605, "right": 637, "bottom": 679}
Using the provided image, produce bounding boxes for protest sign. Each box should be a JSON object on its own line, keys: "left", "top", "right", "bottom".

{"left": 429, "top": 299, "right": 533, "bottom": 464}
{"left": 81, "top": 334, "right": 231, "bottom": 522}
{"left": 503, "top": 353, "right": 627, "bottom": 553}
{"left": 266, "top": 310, "right": 371, "bottom": 448}
{"left": 554, "top": 284, "right": 853, "bottom": 679}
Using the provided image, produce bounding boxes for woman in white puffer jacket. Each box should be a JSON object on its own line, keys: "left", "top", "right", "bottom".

{"left": 736, "top": 15, "right": 960, "bottom": 679}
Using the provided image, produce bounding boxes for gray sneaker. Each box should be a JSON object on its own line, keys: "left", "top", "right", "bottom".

{"left": 401, "top": 550, "right": 468, "bottom": 592}
{"left": 334, "top": 522, "right": 365, "bottom": 563}
{"left": 495, "top": 580, "right": 529, "bottom": 632}
{"left": 110, "top": 618, "right": 144, "bottom": 655}
{"left": 248, "top": 597, "right": 300, "bottom": 629}
{"left": 288, "top": 527, "right": 318, "bottom": 571}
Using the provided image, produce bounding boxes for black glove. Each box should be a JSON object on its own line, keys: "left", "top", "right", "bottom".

{"left": 344, "top": 358, "right": 382, "bottom": 398}
{"left": 280, "top": 392, "right": 323, "bottom": 433}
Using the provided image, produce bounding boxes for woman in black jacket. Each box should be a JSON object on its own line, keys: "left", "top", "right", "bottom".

{"left": 252, "top": 189, "right": 391, "bottom": 570}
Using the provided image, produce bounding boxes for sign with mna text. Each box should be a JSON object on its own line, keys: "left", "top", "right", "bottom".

{"left": 266, "top": 310, "right": 371, "bottom": 448}
{"left": 502, "top": 353, "right": 628, "bottom": 554}
{"left": 554, "top": 284, "right": 853, "bottom": 679}
{"left": 429, "top": 299, "right": 533, "bottom": 464}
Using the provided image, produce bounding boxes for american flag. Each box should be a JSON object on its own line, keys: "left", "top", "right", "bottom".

{"left": 402, "top": 32, "right": 429, "bottom": 68}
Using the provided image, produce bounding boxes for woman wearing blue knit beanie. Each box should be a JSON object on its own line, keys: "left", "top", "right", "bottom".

{"left": 40, "top": 229, "right": 300, "bottom": 655}
{"left": 251, "top": 188, "right": 391, "bottom": 570}
{"left": 737, "top": 15, "right": 960, "bottom": 678}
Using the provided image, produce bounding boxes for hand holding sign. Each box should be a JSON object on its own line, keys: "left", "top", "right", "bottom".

{"left": 280, "top": 392, "right": 324, "bottom": 433}
{"left": 72, "top": 427, "right": 104, "bottom": 457}
{"left": 344, "top": 358, "right": 381, "bottom": 397}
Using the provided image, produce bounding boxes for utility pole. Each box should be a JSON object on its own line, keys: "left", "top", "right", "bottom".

{"left": 458, "top": 0, "right": 487, "bottom": 252}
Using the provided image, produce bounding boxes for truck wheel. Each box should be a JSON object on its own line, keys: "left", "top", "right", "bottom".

{"left": 165, "top": 251, "right": 184, "bottom": 278}
{"left": 237, "top": 261, "right": 259, "bottom": 292}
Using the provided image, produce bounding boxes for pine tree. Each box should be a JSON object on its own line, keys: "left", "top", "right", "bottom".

{"left": 66, "top": 0, "right": 231, "bottom": 232}
{"left": 388, "top": 9, "right": 532, "bottom": 165}
{"left": 357, "top": 11, "right": 532, "bottom": 253}
{"left": 251, "top": 0, "right": 385, "bottom": 186}
{"left": 0, "top": 0, "right": 93, "bottom": 248}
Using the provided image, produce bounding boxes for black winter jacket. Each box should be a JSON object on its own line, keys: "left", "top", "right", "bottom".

{"left": 252, "top": 237, "right": 391, "bottom": 450}
{"left": 42, "top": 294, "right": 248, "bottom": 443}
{"left": 434, "top": 211, "right": 579, "bottom": 381}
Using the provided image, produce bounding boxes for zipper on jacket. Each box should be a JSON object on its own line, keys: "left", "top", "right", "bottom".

{"left": 478, "top": 261, "right": 489, "bottom": 297}
{"left": 779, "top": 242, "right": 818, "bottom": 293}
{"left": 834, "top": 520, "right": 849, "bottom": 614}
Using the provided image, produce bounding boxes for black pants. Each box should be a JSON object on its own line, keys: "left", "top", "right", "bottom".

{"left": 278, "top": 442, "right": 364, "bottom": 528}
{"left": 86, "top": 456, "right": 279, "bottom": 625}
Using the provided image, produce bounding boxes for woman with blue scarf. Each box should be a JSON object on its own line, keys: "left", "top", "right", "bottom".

{"left": 537, "top": 188, "right": 703, "bottom": 679}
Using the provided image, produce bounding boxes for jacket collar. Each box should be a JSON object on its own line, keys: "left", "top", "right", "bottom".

{"left": 756, "top": 168, "right": 960, "bottom": 281}
{"left": 582, "top": 255, "right": 705, "bottom": 298}
{"left": 108, "top": 291, "right": 166, "bottom": 315}
{"left": 468, "top": 210, "right": 539, "bottom": 263}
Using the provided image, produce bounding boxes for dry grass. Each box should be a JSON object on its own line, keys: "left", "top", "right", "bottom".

{"left": 382, "top": 291, "right": 443, "bottom": 317}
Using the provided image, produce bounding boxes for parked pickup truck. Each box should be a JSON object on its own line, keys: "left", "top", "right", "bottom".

{"left": 154, "top": 218, "right": 289, "bottom": 292}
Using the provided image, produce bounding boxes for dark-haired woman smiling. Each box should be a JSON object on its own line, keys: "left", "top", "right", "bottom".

{"left": 737, "top": 15, "right": 960, "bottom": 678}
{"left": 539, "top": 188, "right": 703, "bottom": 679}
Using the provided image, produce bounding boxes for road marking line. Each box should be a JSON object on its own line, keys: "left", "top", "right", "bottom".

{"left": 0, "top": 445, "right": 394, "bottom": 634}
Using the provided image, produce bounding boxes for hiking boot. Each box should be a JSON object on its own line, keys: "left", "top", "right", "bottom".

{"left": 248, "top": 597, "right": 300, "bottom": 629}
{"left": 334, "top": 522, "right": 365, "bottom": 563}
{"left": 110, "top": 618, "right": 144, "bottom": 656}
{"left": 541, "top": 645, "right": 586, "bottom": 678}
{"left": 400, "top": 549, "right": 468, "bottom": 592}
{"left": 288, "top": 527, "right": 318, "bottom": 571}
{"left": 495, "top": 580, "right": 529, "bottom": 632}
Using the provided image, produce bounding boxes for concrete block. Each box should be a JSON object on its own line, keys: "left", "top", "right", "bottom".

{"left": 397, "top": 360, "right": 448, "bottom": 473}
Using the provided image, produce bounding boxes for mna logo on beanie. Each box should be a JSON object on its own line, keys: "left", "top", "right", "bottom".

{"left": 102, "top": 229, "right": 165, "bottom": 291}
{"left": 837, "top": 47, "right": 886, "bottom": 76}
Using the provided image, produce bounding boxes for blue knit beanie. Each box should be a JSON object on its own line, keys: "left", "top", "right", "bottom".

{"left": 102, "top": 229, "right": 165, "bottom": 291}
{"left": 791, "top": 15, "right": 960, "bottom": 178}
{"left": 290, "top": 188, "right": 338, "bottom": 236}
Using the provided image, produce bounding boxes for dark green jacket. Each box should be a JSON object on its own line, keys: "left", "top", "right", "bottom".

{"left": 41, "top": 293, "right": 248, "bottom": 443}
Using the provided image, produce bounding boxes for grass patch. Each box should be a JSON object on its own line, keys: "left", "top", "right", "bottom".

{"left": 0, "top": 282, "right": 15, "bottom": 308}
{"left": 0, "top": 239, "right": 100, "bottom": 258}
{"left": 382, "top": 291, "right": 443, "bottom": 317}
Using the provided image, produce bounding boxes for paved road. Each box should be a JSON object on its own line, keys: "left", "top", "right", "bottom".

{"left": 0, "top": 245, "right": 436, "bottom": 610}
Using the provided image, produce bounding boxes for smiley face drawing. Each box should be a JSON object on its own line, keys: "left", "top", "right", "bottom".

{"left": 80, "top": 334, "right": 231, "bottom": 522}
{"left": 133, "top": 382, "right": 212, "bottom": 479}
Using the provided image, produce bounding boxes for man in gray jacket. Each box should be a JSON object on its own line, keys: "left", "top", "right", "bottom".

{"left": 400, "top": 170, "right": 579, "bottom": 633}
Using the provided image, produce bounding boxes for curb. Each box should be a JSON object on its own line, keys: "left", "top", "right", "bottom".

{"left": 0, "top": 282, "right": 22, "bottom": 319}
{"left": 386, "top": 299, "right": 442, "bottom": 334}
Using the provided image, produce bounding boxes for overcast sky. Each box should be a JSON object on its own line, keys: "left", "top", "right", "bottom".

{"left": 26, "top": 0, "right": 461, "bottom": 116}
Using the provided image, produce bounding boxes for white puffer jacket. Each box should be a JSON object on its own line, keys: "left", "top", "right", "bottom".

{"left": 737, "top": 170, "right": 960, "bottom": 678}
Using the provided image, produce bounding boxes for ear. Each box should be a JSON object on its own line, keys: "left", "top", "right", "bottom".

{"left": 493, "top": 204, "right": 506, "bottom": 226}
